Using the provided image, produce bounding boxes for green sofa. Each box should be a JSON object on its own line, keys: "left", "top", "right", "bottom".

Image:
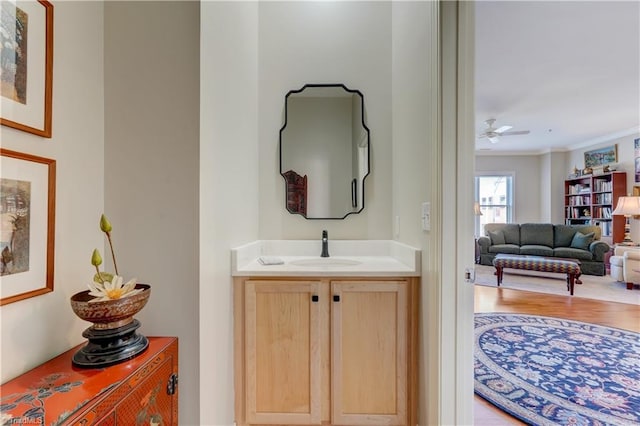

{"left": 477, "top": 223, "right": 610, "bottom": 276}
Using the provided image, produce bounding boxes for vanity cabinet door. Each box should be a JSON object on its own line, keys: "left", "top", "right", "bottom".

{"left": 244, "top": 280, "right": 323, "bottom": 425}
{"left": 330, "top": 280, "right": 408, "bottom": 426}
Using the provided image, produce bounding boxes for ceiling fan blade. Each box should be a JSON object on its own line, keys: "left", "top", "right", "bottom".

{"left": 494, "top": 125, "right": 512, "bottom": 133}
{"left": 500, "top": 130, "right": 530, "bottom": 136}
{"left": 488, "top": 136, "right": 499, "bottom": 143}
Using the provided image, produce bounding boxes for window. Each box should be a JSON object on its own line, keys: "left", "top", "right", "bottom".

{"left": 475, "top": 174, "right": 514, "bottom": 235}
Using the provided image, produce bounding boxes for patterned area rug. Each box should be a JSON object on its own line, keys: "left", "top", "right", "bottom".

{"left": 474, "top": 313, "right": 640, "bottom": 425}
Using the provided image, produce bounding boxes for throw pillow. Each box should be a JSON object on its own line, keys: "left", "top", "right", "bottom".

{"left": 570, "top": 231, "right": 595, "bottom": 250}
{"left": 489, "top": 230, "right": 505, "bottom": 245}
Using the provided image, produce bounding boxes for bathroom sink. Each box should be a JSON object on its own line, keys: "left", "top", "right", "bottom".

{"left": 289, "top": 258, "right": 362, "bottom": 267}
{"left": 231, "top": 240, "right": 421, "bottom": 276}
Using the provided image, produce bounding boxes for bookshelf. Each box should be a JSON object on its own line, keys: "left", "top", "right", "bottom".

{"left": 564, "top": 171, "right": 627, "bottom": 243}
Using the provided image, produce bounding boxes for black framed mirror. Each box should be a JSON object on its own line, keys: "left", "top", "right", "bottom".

{"left": 279, "top": 84, "right": 370, "bottom": 219}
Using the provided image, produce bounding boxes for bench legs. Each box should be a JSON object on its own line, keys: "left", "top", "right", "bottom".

{"left": 495, "top": 266, "right": 503, "bottom": 286}
{"left": 566, "top": 273, "right": 576, "bottom": 295}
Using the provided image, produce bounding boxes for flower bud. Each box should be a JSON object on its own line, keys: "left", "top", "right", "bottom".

{"left": 100, "top": 214, "right": 112, "bottom": 233}
{"left": 91, "top": 249, "right": 103, "bottom": 266}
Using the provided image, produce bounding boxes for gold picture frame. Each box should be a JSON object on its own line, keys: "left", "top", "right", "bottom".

{"left": 0, "top": 1, "right": 54, "bottom": 137}
{"left": 1, "top": 148, "right": 56, "bottom": 305}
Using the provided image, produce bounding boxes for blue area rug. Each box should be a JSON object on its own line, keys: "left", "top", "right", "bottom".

{"left": 474, "top": 313, "right": 640, "bottom": 425}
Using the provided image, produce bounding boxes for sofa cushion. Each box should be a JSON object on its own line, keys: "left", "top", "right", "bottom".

{"left": 520, "top": 245, "right": 554, "bottom": 257}
{"left": 553, "top": 225, "right": 578, "bottom": 248}
{"left": 520, "top": 223, "right": 554, "bottom": 247}
{"left": 553, "top": 247, "right": 594, "bottom": 261}
{"left": 570, "top": 231, "right": 595, "bottom": 250}
{"left": 571, "top": 225, "right": 601, "bottom": 241}
{"left": 488, "top": 230, "right": 505, "bottom": 245}
{"left": 501, "top": 224, "right": 521, "bottom": 245}
{"left": 488, "top": 244, "right": 521, "bottom": 255}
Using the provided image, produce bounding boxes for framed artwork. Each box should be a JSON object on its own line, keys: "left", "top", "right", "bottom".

{"left": 635, "top": 138, "right": 640, "bottom": 183}
{"left": 0, "top": 0, "right": 54, "bottom": 138}
{"left": 1, "top": 148, "right": 56, "bottom": 305}
{"left": 584, "top": 145, "right": 617, "bottom": 168}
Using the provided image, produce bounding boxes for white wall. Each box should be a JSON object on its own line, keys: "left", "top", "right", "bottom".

{"left": 103, "top": 2, "right": 200, "bottom": 424}
{"left": 540, "top": 151, "right": 567, "bottom": 223}
{"left": 549, "top": 152, "right": 567, "bottom": 223}
{"left": 391, "top": 2, "right": 432, "bottom": 248}
{"left": 200, "top": 3, "right": 260, "bottom": 425}
{"left": 1, "top": 1, "right": 104, "bottom": 383}
{"left": 390, "top": 3, "right": 435, "bottom": 423}
{"left": 540, "top": 153, "right": 552, "bottom": 222}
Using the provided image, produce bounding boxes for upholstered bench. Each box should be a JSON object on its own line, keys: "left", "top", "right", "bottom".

{"left": 492, "top": 254, "right": 582, "bottom": 295}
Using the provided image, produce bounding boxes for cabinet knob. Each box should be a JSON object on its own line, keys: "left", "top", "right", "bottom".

{"left": 311, "top": 295, "right": 319, "bottom": 302}
{"left": 333, "top": 294, "right": 340, "bottom": 302}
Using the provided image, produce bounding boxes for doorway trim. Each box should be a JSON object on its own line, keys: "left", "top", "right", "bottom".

{"left": 433, "top": 1, "right": 476, "bottom": 425}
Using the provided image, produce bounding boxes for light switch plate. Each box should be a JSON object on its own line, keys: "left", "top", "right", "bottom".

{"left": 421, "top": 202, "right": 430, "bottom": 231}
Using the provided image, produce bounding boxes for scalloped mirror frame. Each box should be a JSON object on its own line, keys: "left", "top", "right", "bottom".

{"left": 279, "top": 83, "right": 370, "bottom": 220}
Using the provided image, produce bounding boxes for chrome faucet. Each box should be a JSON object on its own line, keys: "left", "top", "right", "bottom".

{"left": 321, "top": 230, "right": 330, "bottom": 257}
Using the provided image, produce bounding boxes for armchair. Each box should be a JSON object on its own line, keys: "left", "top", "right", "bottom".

{"left": 610, "top": 246, "right": 640, "bottom": 290}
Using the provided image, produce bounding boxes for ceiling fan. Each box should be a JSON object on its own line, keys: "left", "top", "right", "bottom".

{"left": 478, "top": 118, "right": 530, "bottom": 143}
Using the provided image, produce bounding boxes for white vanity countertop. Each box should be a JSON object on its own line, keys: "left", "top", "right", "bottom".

{"left": 231, "top": 240, "right": 421, "bottom": 277}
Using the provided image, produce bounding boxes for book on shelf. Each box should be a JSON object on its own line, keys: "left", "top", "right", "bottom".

{"left": 594, "top": 193, "right": 612, "bottom": 204}
{"left": 593, "top": 179, "right": 613, "bottom": 192}
{"left": 592, "top": 207, "right": 614, "bottom": 219}
{"left": 596, "top": 220, "right": 612, "bottom": 237}
{"left": 568, "top": 183, "right": 591, "bottom": 195}
{"left": 568, "top": 195, "right": 590, "bottom": 206}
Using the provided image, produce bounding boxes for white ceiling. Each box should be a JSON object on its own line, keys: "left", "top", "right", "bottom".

{"left": 475, "top": 1, "right": 640, "bottom": 154}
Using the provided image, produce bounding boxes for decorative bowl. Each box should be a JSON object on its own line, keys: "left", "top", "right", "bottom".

{"left": 70, "top": 284, "right": 150, "bottom": 330}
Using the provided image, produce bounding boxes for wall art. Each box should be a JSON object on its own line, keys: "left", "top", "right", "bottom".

{"left": 1, "top": 148, "right": 55, "bottom": 305}
{"left": 584, "top": 145, "right": 617, "bottom": 168}
{"left": 0, "top": 0, "right": 53, "bottom": 137}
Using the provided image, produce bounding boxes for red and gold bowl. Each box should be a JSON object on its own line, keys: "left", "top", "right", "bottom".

{"left": 70, "top": 284, "right": 150, "bottom": 330}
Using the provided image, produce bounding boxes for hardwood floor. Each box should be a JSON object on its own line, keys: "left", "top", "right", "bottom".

{"left": 473, "top": 285, "right": 640, "bottom": 425}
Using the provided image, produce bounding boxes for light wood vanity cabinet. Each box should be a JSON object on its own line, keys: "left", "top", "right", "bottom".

{"left": 234, "top": 277, "right": 419, "bottom": 426}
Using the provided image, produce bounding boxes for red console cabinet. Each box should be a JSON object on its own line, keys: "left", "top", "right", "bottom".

{"left": 0, "top": 337, "right": 178, "bottom": 425}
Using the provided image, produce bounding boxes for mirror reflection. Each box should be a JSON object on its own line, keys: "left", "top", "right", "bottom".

{"left": 280, "top": 84, "right": 370, "bottom": 219}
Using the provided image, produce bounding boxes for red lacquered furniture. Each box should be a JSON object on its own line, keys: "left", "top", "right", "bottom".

{"left": 0, "top": 336, "right": 178, "bottom": 425}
